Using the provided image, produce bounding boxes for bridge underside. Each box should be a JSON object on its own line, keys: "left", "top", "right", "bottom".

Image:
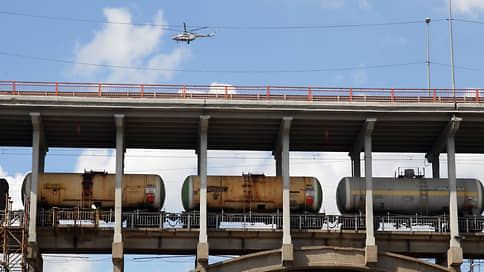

{"left": 198, "top": 246, "right": 448, "bottom": 272}
{"left": 36, "top": 228, "right": 484, "bottom": 259}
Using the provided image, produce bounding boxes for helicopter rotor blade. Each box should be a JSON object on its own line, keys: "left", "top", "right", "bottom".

{"left": 189, "top": 26, "right": 208, "bottom": 32}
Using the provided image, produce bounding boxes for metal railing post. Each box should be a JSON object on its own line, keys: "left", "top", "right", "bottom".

{"left": 183, "top": 85, "right": 186, "bottom": 99}
{"left": 141, "top": 84, "right": 144, "bottom": 98}
{"left": 308, "top": 87, "right": 312, "bottom": 101}
{"left": 12, "top": 81, "right": 15, "bottom": 95}
{"left": 272, "top": 215, "right": 275, "bottom": 230}
{"left": 299, "top": 215, "right": 302, "bottom": 230}
{"left": 267, "top": 86, "right": 270, "bottom": 100}
{"left": 391, "top": 88, "right": 394, "bottom": 102}
{"left": 354, "top": 216, "right": 358, "bottom": 231}
{"left": 477, "top": 89, "right": 480, "bottom": 103}
{"left": 438, "top": 217, "right": 441, "bottom": 232}
{"left": 225, "top": 86, "right": 228, "bottom": 99}
{"left": 216, "top": 214, "right": 219, "bottom": 230}
{"left": 56, "top": 82, "right": 59, "bottom": 96}
{"left": 159, "top": 213, "right": 163, "bottom": 229}
{"left": 98, "top": 84, "right": 102, "bottom": 97}
{"left": 433, "top": 89, "right": 436, "bottom": 102}
{"left": 52, "top": 209, "right": 55, "bottom": 229}
{"left": 187, "top": 214, "right": 191, "bottom": 230}
{"left": 350, "top": 88, "right": 353, "bottom": 102}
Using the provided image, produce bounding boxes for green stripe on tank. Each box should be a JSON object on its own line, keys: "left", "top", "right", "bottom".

{"left": 315, "top": 177, "right": 323, "bottom": 212}
{"left": 181, "top": 176, "right": 191, "bottom": 211}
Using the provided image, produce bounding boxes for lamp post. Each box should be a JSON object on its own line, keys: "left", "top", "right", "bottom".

{"left": 426, "top": 18, "right": 431, "bottom": 95}
{"left": 448, "top": 0, "right": 456, "bottom": 99}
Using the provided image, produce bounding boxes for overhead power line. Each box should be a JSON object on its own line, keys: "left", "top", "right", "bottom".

{"left": 200, "top": 19, "right": 448, "bottom": 30}
{"left": 453, "top": 18, "right": 484, "bottom": 25}
{"left": 0, "top": 51, "right": 424, "bottom": 74}
{"left": 0, "top": 10, "right": 446, "bottom": 30}
{"left": 0, "top": 10, "right": 180, "bottom": 30}
{"left": 431, "top": 61, "right": 484, "bottom": 72}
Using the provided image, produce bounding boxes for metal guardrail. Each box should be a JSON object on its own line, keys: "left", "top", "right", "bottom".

{"left": 0, "top": 210, "right": 25, "bottom": 227}
{"left": 0, "top": 81, "right": 483, "bottom": 103}
{"left": 35, "top": 209, "right": 484, "bottom": 233}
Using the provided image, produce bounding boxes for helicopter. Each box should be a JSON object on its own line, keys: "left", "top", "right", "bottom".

{"left": 172, "top": 23, "right": 215, "bottom": 44}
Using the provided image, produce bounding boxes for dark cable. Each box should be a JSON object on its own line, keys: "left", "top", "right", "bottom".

{"left": 0, "top": 51, "right": 424, "bottom": 74}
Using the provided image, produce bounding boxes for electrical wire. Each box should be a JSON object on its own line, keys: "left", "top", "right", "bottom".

{"left": 0, "top": 10, "right": 179, "bottom": 30}
{"left": 0, "top": 10, "right": 446, "bottom": 30}
{"left": 431, "top": 61, "right": 484, "bottom": 72}
{"left": 0, "top": 51, "right": 424, "bottom": 73}
{"left": 454, "top": 18, "right": 484, "bottom": 25}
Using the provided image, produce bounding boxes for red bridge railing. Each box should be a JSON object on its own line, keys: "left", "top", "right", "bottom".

{"left": 0, "top": 81, "right": 482, "bottom": 103}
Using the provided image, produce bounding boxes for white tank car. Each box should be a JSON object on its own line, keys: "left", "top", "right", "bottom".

{"left": 336, "top": 176, "right": 484, "bottom": 216}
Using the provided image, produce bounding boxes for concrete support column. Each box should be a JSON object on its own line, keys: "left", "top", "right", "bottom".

{"left": 112, "top": 114, "right": 125, "bottom": 272}
{"left": 196, "top": 115, "right": 210, "bottom": 270}
{"left": 27, "top": 112, "right": 46, "bottom": 272}
{"left": 447, "top": 135, "right": 463, "bottom": 271}
{"left": 352, "top": 118, "right": 377, "bottom": 265}
{"left": 426, "top": 153, "right": 440, "bottom": 178}
{"left": 364, "top": 133, "right": 377, "bottom": 265}
{"left": 432, "top": 155, "right": 440, "bottom": 178}
{"left": 274, "top": 153, "right": 282, "bottom": 176}
{"left": 274, "top": 117, "right": 293, "bottom": 265}
{"left": 350, "top": 153, "right": 361, "bottom": 178}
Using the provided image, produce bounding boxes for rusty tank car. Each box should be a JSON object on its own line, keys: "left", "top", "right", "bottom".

{"left": 182, "top": 175, "right": 322, "bottom": 213}
{"left": 22, "top": 171, "right": 165, "bottom": 211}
{"left": 337, "top": 174, "right": 484, "bottom": 216}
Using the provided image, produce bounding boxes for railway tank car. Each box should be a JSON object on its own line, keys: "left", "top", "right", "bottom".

{"left": 22, "top": 171, "right": 165, "bottom": 211}
{"left": 336, "top": 172, "right": 484, "bottom": 216}
{"left": 182, "top": 175, "right": 322, "bottom": 213}
{"left": 0, "top": 178, "right": 9, "bottom": 210}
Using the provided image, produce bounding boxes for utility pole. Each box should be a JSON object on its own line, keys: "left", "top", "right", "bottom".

{"left": 448, "top": 0, "right": 456, "bottom": 99}
{"left": 426, "top": 18, "right": 431, "bottom": 95}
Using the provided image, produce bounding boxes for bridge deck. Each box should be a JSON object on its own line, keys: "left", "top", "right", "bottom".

{"left": 1, "top": 95, "right": 484, "bottom": 153}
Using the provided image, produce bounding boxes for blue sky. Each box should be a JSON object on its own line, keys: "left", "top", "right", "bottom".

{"left": 2, "top": 0, "right": 484, "bottom": 271}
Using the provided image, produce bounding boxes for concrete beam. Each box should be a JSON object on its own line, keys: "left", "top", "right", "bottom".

{"left": 425, "top": 116, "right": 462, "bottom": 160}
{"left": 273, "top": 117, "right": 292, "bottom": 177}
{"left": 349, "top": 153, "right": 361, "bottom": 178}
{"left": 352, "top": 118, "right": 378, "bottom": 265}
{"left": 28, "top": 113, "right": 48, "bottom": 246}
{"left": 273, "top": 117, "right": 293, "bottom": 264}
{"left": 113, "top": 114, "right": 125, "bottom": 272}
{"left": 197, "top": 115, "right": 210, "bottom": 270}
{"left": 425, "top": 116, "right": 463, "bottom": 270}
{"left": 351, "top": 118, "right": 376, "bottom": 157}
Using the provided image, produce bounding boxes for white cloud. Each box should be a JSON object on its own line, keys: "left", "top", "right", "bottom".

{"left": 208, "top": 82, "right": 237, "bottom": 94}
{"left": 177, "top": 82, "right": 237, "bottom": 97}
{"left": 0, "top": 165, "right": 27, "bottom": 210}
{"left": 43, "top": 255, "right": 93, "bottom": 272}
{"left": 72, "top": 8, "right": 189, "bottom": 83}
{"left": 452, "top": 0, "right": 484, "bottom": 16}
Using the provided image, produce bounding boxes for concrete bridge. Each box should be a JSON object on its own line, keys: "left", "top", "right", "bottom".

{"left": 1, "top": 81, "right": 484, "bottom": 271}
